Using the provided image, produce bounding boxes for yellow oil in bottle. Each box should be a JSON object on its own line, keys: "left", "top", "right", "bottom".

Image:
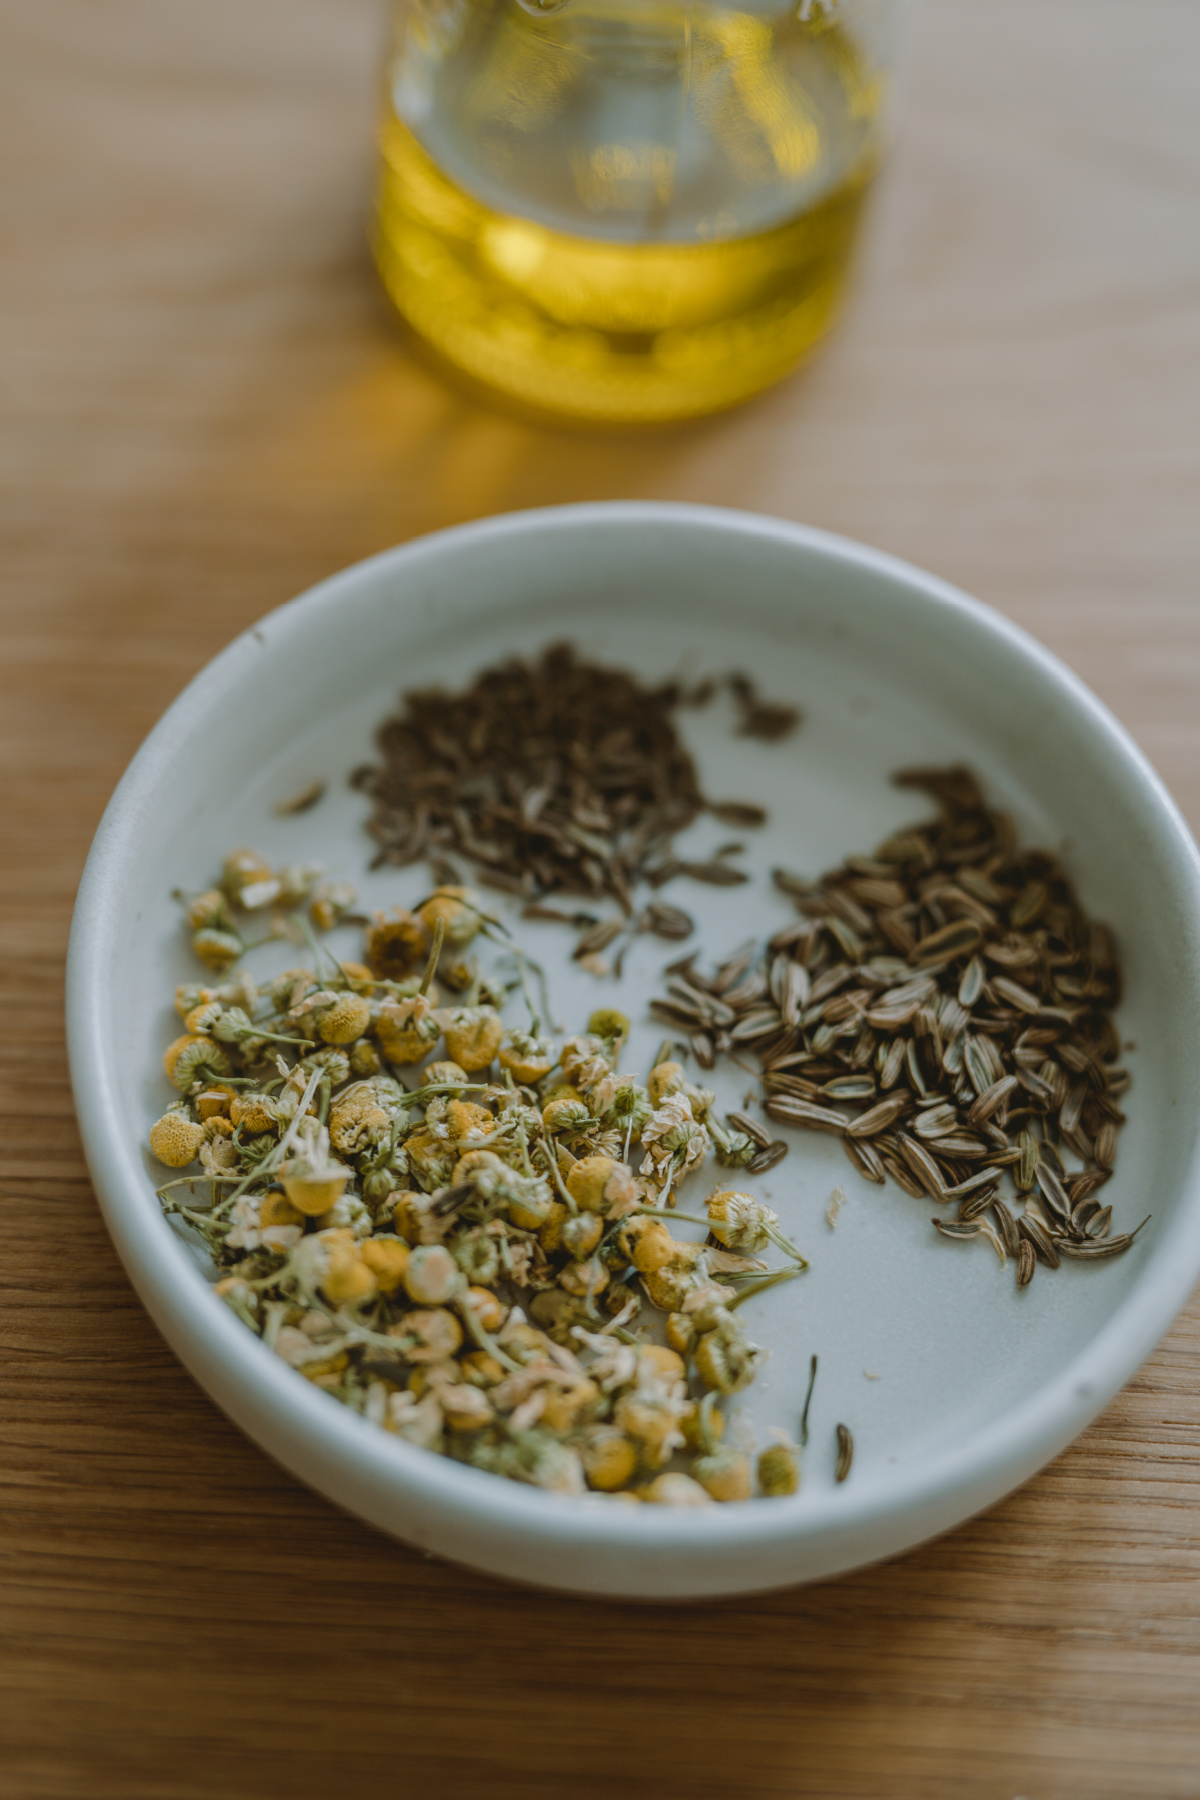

{"left": 374, "top": 2, "right": 883, "bottom": 424}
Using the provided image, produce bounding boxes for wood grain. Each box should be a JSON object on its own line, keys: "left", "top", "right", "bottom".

{"left": 2, "top": 1, "right": 1199, "bottom": 1794}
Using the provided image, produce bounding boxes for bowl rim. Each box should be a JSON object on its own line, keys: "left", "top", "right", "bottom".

{"left": 66, "top": 500, "right": 1200, "bottom": 1589}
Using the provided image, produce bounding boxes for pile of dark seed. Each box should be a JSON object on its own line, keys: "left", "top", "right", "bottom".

{"left": 653, "top": 765, "right": 1141, "bottom": 1288}
{"left": 353, "top": 645, "right": 794, "bottom": 910}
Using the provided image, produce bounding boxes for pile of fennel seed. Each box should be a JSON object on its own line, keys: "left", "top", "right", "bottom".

{"left": 148, "top": 849, "right": 809, "bottom": 1506}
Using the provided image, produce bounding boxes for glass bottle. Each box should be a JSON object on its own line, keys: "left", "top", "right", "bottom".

{"left": 375, "top": 0, "right": 912, "bottom": 424}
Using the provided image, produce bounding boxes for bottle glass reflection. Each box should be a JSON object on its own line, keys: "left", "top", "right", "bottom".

{"left": 375, "top": 0, "right": 910, "bottom": 422}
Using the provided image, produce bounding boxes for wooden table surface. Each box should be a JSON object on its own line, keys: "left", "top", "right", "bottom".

{"left": 3, "top": 1, "right": 1200, "bottom": 1794}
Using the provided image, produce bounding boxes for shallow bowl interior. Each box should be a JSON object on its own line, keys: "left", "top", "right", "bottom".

{"left": 67, "top": 503, "right": 1200, "bottom": 1598}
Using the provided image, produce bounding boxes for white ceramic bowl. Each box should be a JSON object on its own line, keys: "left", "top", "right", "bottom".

{"left": 67, "top": 503, "right": 1200, "bottom": 1599}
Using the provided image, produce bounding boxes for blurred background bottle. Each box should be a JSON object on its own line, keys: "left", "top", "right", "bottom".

{"left": 375, "top": 0, "right": 911, "bottom": 424}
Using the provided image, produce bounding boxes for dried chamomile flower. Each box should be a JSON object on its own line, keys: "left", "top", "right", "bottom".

{"left": 542, "top": 1095, "right": 590, "bottom": 1135}
{"left": 376, "top": 993, "right": 441, "bottom": 1065}
{"left": 390, "top": 1189, "right": 444, "bottom": 1244}
{"left": 692, "top": 1447, "right": 752, "bottom": 1503}
{"left": 647, "top": 1059, "right": 686, "bottom": 1105}
{"left": 614, "top": 1389, "right": 687, "bottom": 1470}
{"left": 313, "top": 992, "right": 372, "bottom": 1045}
{"left": 443, "top": 1006, "right": 503, "bottom": 1073}
{"left": 213, "top": 1276, "right": 259, "bottom": 1328}
{"left": 590, "top": 1073, "right": 653, "bottom": 1139}
{"left": 758, "top": 1430, "right": 801, "bottom": 1498}
{"left": 229, "top": 1090, "right": 281, "bottom": 1135}
{"left": 417, "top": 886, "right": 483, "bottom": 950}
{"left": 529, "top": 1289, "right": 591, "bottom": 1344}
{"left": 315, "top": 1192, "right": 372, "bottom": 1239}
{"left": 495, "top": 1432, "right": 585, "bottom": 1496}
{"left": 183, "top": 999, "right": 223, "bottom": 1035}
{"left": 393, "top": 1306, "right": 463, "bottom": 1364}
{"left": 459, "top": 1350, "right": 506, "bottom": 1389}
{"left": 464, "top": 1285, "right": 507, "bottom": 1335}
{"left": 404, "top": 1128, "right": 458, "bottom": 1192}
{"left": 184, "top": 889, "right": 230, "bottom": 933}
{"left": 163, "top": 1034, "right": 230, "bottom": 1093}
{"left": 444, "top": 1099, "right": 494, "bottom": 1144}
{"left": 642, "top": 1472, "right": 713, "bottom": 1507}
{"left": 216, "top": 968, "right": 260, "bottom": 1012}
{"left": 174, "top": 982, "right": 218, "bottom": 1020}
{"left": 199, "top": 1135, "right": 239, "bottom": 1178}
{"left": 706, "top": 1190, "right": 802, "bottom": 1260}
{"left": 666, "top": 1309, "right": 697, "bottom": 1356}
{"left": 196, "top": 1086, "right": 236, "bottom": 1123}
{"left": 560, "top": 1212, "right": 602, "bottom": 1258}
{"left": 586, "top": 1008, "right": 630, "bottom": 1050}
{"left": 192, "top": 928, "right": 245, "bottom": 973}
{"left": 579, "top": 1426, "right": 639, "bottom": 1493}
{"left": 639, "top": 1242, "right": 710, "bottom": 1312}
{"left": 708, "top": 1117, "right": 760, "bottom": 1168}
{"left": 237, "top": 875, "right": 283, "bottom": 911}
{"left": 452, "top": 1226, "right": 501, "bottom": 1287}
{"left": 497, "top": 1027, "right": 554, "bottom": 1085}
{"left": 206, "top": 1005, "right": 308, "bottom": 1054}
{"left": 274, "top": 862, "right": 321, "bottom": 907}
{"left": 403, "top": 1244, "right": 461, "bottom": 1307}
{"left": 348, "top": 1038, "right": 383, "bottom": 1078}
{"left": 617, "top": 1216, "right": 678, "bottom": 1274}
{"left": 329, "top": 1084, "right": 391, "bottom": 1156}
{"left": 280, "top": 1123, "right": 355, "bottom": 1217}
{"left": 308, "top": 879, "right": 356, "bottom": 932}
{"left": 566, "top": 1154, "right": 638, "bottom": 1217}
{"left": 639, "top": 1092, "right": 710, "bottom": 1195}
{"left": 558, "top": 1255, "right": 609, "bottom": 1299}
{"left": 501, "top": 1173, "right": 555, "bottom": 1232}
{"left": 360, "top": 1152, "right": 409, "bottom": 1209}
{"left": 423, "top": 1058, "right": 470, "bottom": 1093}
{"left": 293, "top": 1228, "right": 377, "bottom": 1306}
{"left": 638, "top": 1344, "right": 687, "bottom": 1387}
{"left": 148, "top": 1107, "right": 206, "bottom": 1168}
{"left": 265, "top": 967, "right": 316, "bottom": 1011}
{"left": 437, "top": 1382, "right": 495, "bottom": 1432}
{"left": 365, "top": 909, "right": 429, "bottom": 981}
{"left": 694, "top": 1315, "right": 765, "bottom": 1395}
{"left": 387, "top": 1390, "right": 444, "bottom": 1449}
{"left": 561, "top": 1034, "right": 612, "bottom": 1094}
{"left": 679, "top": 1395, "right": 725, "bottom": 1452}
{"left": 220, "top": 848, "right": 271, "bottom": 895}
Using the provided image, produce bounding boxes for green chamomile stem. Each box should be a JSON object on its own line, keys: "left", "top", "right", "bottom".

{"left": 698, "top": 1389, "right": 722, "bottom": 1458}
{"left": 725, "top": 1265, "right": 806, "bottom": 1310}
{"left": 405, "top": 1081, "right": 491, "bottom": 1106}
{"left": 631, "top": 1204, "right": 709, "bottom": 1228}
{"left": 537, "top": 1134, "right": 578, "bottom": 1213}
{"left": 156, "top": 1174, "right": 247, "bottom": 1195}
{"left": 174, "top": 1202, "right": 232, "bottom": 1235}
{"left": 277, "top": 1062, "right": 324, "bottom": 1161}
{"left": 419, "top": 917, "right": 446, "bottom": 996}
{"left": 239, "top": 1028, "right": 315, "bottom": 1050}
{"left": 515, "top": 958, "right": 541, "bottom": 1033}
{"left": 766, "top": 1224, "right": 806, "bottom": 1262}
{"left": 298, "top": 913, "right": 335, "bottom": 978}
{"left": 456, "top": 1293, "right": 521, "bottom": 1372}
